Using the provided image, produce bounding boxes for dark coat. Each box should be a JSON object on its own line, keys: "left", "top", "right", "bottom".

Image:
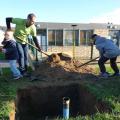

{"left": 2, "top": 39, "right": 19, "bottom": 60}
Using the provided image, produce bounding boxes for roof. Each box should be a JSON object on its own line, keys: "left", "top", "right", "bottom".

{"left": 36, "top": 22, "right": 120, "bottom": 30}
{"left": 0, "top": 22, "right": 120, "bottom": 30}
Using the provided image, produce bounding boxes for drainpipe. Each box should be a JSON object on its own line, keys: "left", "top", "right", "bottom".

{"left": 63, "top": 97, "right": 70, "bottom": 119}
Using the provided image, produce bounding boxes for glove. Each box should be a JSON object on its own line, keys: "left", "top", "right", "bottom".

{"left": 38, "top": 48, "right": 41, "bottom": 52}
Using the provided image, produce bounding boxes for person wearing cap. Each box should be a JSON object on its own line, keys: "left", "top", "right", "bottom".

{"left": 91, "top": 34, "right": 120, "bottom": 78}
{"left": 6, "top": 13, "right": 41, "bottom": 76}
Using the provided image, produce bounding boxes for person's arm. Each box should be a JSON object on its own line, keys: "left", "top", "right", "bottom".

{"left": 6, "top": 17, "right": 13, "bottom": 30}
{"left": 1, "top": 38, "right": 6, "bottom": 45}
{"left": 32, "top": 36, "right": 41, "bottom": 51}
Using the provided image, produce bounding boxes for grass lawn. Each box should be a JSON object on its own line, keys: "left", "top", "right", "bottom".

{"left": 0, "top": 66, "right": 120, "bottom": 120}
{"left": 0, "top": 52, "right": 5, "bottom": 60}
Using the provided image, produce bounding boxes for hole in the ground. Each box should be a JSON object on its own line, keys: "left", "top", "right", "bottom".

{"left": 15, "top": 83, "right": 111, "bottom": 120}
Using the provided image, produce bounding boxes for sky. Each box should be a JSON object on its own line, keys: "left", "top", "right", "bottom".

{"left": 0, "top": 0, "right": 120, "bottom": 26}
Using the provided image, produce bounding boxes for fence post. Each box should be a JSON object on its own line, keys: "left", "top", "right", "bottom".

{"left": 90, "top": 43, "right": 93, "bottom": 59}
{"left": 71, "top": 25, "right": 77, "bottom": 59}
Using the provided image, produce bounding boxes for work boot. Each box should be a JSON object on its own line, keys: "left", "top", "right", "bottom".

{"left": 99, "top": 72, "right": 110, "bottom": 78}
{"left": 110, "top": 72, "right": 120, "bottom": 77}
{"left": 13, "top": 75, "right": 23, "bottom": 80}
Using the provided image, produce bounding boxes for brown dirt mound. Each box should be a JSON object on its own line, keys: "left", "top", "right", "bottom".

{"left": 31, "top": 53, "right": 96, "bottom": 81}
{"left": 48, "top": 53, "right": 72, "bottom": 63}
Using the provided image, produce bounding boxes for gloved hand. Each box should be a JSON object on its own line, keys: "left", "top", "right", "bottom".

{"left": 38, "top": 48, "right": 41, "bottom": 52}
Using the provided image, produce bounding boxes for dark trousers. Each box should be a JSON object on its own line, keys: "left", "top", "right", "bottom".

{"left": 17, "top": 42, "right": 28, "bottom": 74}
{"left": 98, "top": 56, "right": 119, "bottom": 73}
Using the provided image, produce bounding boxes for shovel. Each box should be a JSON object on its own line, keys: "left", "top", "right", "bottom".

{"left": 16, "top": 36, "right": 50, "bottom": 57}
{"left": 76, "top": 56, "right": 99, "bottom": 68}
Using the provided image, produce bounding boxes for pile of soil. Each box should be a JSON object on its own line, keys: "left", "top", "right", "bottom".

{"left": 31, "top": 53, "right": 96, "bottom": 81}
{"left": 15, "top": 53, "right": 111, "bottom": 120}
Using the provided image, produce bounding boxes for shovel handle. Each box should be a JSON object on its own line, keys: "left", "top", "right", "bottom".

{"left": 77, "top": 57, "right": 99, "bottom": 68}
{"left": 16, "top": 37, "right": 49, "bottom": 57}
{"left": 41, "top": 50, "right": 49, "bottom": 57}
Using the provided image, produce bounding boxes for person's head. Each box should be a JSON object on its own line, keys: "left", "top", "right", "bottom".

{"left": 4, "top": 30, "right": 14, "bottom": 40}
{"left": 91, "top": 34, "right": 97, "bottom": 45}
{"left": 26, "top": 13, "right": 36, "bottom": 27}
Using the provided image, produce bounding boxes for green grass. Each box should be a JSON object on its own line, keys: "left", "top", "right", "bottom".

{"left": 0, "top": 66, "right": 120, "bottom": 120}
{"left": 0, "top": 68, "right": 33, "bottom": 119}
{"left": 0, "top": 52, "right": 5, "bottom": 60}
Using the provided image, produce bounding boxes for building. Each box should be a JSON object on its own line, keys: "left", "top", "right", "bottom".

{"left": 1, "top": 23, "right": 120, "bottom": 59}
{"left": 36, "top": 22, "right": 120, "bottom": 48}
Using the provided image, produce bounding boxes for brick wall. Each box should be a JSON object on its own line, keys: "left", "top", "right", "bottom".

{"left": 94, "top": 29, "right": 109, "bottom": 37}
{"left": 46, "top": 46, "right": 99, "bottom": 59}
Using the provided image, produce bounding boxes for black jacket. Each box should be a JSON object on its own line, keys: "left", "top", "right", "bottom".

{"left": 2, "top": 39, "right": 19, "bottom": 60}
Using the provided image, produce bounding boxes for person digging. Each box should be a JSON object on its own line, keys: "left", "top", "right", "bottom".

{"left": 6, "top": 13, "right": 41, "bottom": 77}
{"left": 91, "top": 34, "right": 120, "bottom": 78}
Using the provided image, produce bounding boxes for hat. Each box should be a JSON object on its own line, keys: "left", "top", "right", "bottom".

{"left": 91, "top": 34, "right": 97, "bottom": 39}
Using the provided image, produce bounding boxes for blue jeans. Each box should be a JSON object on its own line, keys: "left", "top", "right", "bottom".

{"left": 9, "top": 60, "right": 21, "bottom": 77}
{"left": 16, "top": 42, "right": 28, "bottom": 74}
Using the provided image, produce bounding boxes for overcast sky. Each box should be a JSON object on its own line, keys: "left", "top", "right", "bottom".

{"left": 0, "top": 0, "right": 120, "bottom": 25}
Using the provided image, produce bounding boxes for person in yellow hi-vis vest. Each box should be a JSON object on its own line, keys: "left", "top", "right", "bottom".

{"left": 6, "top": 13, "right": 41, "bottom": 76}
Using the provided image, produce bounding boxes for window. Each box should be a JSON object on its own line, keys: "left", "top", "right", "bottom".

{"left": 56, "top": 30, "right": 63, "bottom": 46}
{"left": 48, "top": 30, "right": 55, "bottom": 45}
{"left": 64, "top": 30, "right": 79, "bottom": 46}
{"left": 48, "top": 30, "right": 63, "bottom": 46}
{"left": 80, "top": 30, "right": 93, "bottom": 45}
